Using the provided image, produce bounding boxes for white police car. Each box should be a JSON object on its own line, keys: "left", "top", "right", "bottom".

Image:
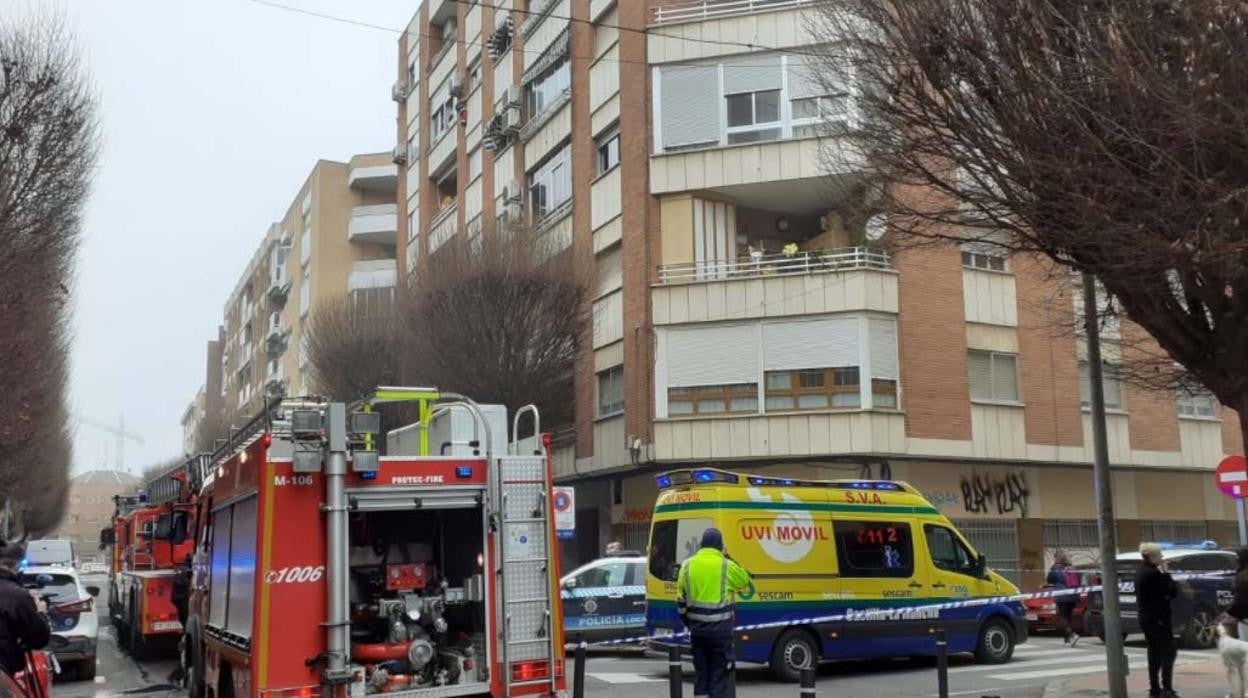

{"left": 21, "top": 565, "right": 100, "bottom": 681}
{"left": 561, "top": 556, "right": 647, "bottom": 644}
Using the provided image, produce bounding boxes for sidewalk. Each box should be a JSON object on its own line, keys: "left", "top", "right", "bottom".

{"left": 1043, "top": 658, "right": 1230, "bottom": 697}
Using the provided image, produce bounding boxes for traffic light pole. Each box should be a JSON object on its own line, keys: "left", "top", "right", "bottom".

{"left": 1082, "top": 273, "right": 1128, "bottom": 698}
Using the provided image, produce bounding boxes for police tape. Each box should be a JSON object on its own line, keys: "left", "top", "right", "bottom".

{"left": 567, "top": 571, "right": 1232, "bottom": 648}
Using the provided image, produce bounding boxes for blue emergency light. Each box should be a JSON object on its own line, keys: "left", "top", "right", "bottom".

{"left": 359, "top": 470, "right": 377, "bottom": 480}
{"left": 655, "top": 474, "right": 672, "bottom": 488}
{"left": 1156, "top": 540, "right": 1217, "bottom": 550}
{"left": 455, "top": 465, "right": 473, "bottom": 479}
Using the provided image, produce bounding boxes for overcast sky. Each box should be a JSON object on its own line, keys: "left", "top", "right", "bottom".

{"left": 3, "top": 0, "right": 413, "bottom": 473}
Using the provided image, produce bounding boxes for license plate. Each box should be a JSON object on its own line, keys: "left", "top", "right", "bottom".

{"left": 1120, "top": 595, "right": 1135, "bottom": 604}
{"left": 652, "top": 628, "right": 673, "bottom": 638}
{"left": 1026, "top": 612, "right": 1038, "bottom": 621}
{"left": 151, "top": 621, "right": 182, "bottom": 632}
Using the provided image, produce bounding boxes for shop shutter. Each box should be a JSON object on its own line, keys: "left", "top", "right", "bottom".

{"left": 666, "top": 324, "right": 758, "bottom": 387}
{"left": 762, "top": 316, "right": 859, "bottom": 371}
{"left": 1140, "top": 521, "right": 1209, "bottom": 544}
{"left": 723, "top": 54, "right": 782, "bottom": 94}
{"left": 868, "top": 317, "right": 899, "bottom": 379}
{"left": 659, "top": 64, "right": 720, "bottom": 150}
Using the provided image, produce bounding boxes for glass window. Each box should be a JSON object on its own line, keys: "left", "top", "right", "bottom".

{"left": 834, "top": 520, "right": 914, "bottom": 578}
{"left": 596, "top": 127, "right": 620, "bottom": 175}
{"left": 528, "top": 144, "right": 571, "bottom": 223}
{"left": 1079, "top": 361, "right": 1124, "bottom": 410}
{"left": 1177, "top": 388, "right": 1217, "bottom": 418}
{"left": 925, "top": 525, "right": 979, "bottom": 575}
{"left": 627, "top": 562, "right": 646, "bottom": 585}
{"left": 18, "top": 574, "right": 77, "bottom": 602}
{"left": 430, "top": 86, "right": 456, "bottom": 143}
{"left": 764, "top": 367, "right": 860, "bottom": 412}
{"left": 725, "top": 89, "right": 783, "bottom": 144}
{"left": 967, "top": 351, "right": 1020, "bottom": 403}
{"left": 647, "top": 518, "right": 713, "bottom": 582}
{"left": 597, "top": 366, "right": 624, "bottom": 417}
{"left": 667, "top": 384, "right": 758, "bottom": 416}
{"left": 961, "top": 249, "right": 1008, "bottom": 272}
{"left": 575, "top": 562, "right": 629, "bottom": 588}
{"left": 526, "top": 55, "right": 570, "bottom": 118}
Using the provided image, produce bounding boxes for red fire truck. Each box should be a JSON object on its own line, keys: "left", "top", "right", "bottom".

{"left": 180, "top": 388, "right": 567, "bottom": 698}
{"left": 102, "top": 457, "right": 205, "bottom": 658}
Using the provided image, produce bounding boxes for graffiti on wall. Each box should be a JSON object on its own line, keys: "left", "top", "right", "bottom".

{"left": 960, "top": 471, "right": 1030, "bottom": 518}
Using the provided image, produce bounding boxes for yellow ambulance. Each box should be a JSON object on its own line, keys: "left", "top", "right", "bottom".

{"left": 644, "top": 469, "right": 1026, "bottom": 681}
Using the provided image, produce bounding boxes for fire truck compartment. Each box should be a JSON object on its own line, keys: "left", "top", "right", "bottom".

{"left": 347, "top": 504, "right": 490, "bottom": 696}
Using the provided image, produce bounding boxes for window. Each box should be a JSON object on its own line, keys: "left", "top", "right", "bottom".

{"left": 725, "top": 89, "right": 782, "bottom": 143}
{"left": 597, "top": 366, "right": 624, "bottom": 417}
{"left": 612, "top": 478, "right": 623, "bottom": 505}
{"left": 833, "top": 520, "right": 914, "bottom": 578}
{"left": 596, "top": 126, "right": 620, "bottom": 175}
{"left": 627, "top": 562, "right": 646, "bottom": 585}
{"left": 764, "top": 367, "right": 860, "bottom": 411}
{"left": 967, "top": 350, "right": 1020, "bottom": 403}
{"left": 1078, "top": 361, "right": 1124, "bottom": 410}
{"left": 1177, "top": 388, "right": 1217, "bottom": 418}
{"left": 430, "top": 86, "right": 456, "bottom": 143}
{"left": 466, "top": 60, "right": 481, "bottom": 94}
{"left": 961, "top": 249, "right": 1008, "bottom": 272}
{"left": 406, "top": 135, "right": 418, "bottom": 166}
{"left": 647, "top": 518, "right": 713, "bottom": 582}
{"left": 572, "top": 561, "right": 629, "bottom": 588}
{"left": 667, "top": 383, "right": 758, "bottom": 416}
{"left": 407, "top": 58, "right": 417, "bottom": 89}
{"left": 526, "top": 55, "right": 570, "bottom": 119}
{"left": 528, "top": 144, "right": 571, "bottom": 223}
{"left": 925, "top": 525, "right": 979, "bottom": 576}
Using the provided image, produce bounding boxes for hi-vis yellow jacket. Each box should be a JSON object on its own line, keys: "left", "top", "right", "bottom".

{"left": 676, "top": 547, "right": 751, "bottom": 636}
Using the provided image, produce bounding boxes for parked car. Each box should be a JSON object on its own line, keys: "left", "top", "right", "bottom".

{"left": 20, "top": 565, "right": 100, "bottom": 680}
{"left": 561, "top": 556, "right": 647, "bottom": 644}
{"left": 1024, "top": 563, "right": 1098, "bottom": 634}
{"left": 1084, "top": 544, "right": 1235, "bottom": 650}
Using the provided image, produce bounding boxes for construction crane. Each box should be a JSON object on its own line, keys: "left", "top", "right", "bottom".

{"left": 73, "top": 413, "right": 144, "bottom": 473}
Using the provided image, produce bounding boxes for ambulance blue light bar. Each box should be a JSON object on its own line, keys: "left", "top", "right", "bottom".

{"left": 655, "top": 470, "right": 739, "bottom": 488}
{"left": 831, "top": 481, "right": 904, "bottom": 491}
{"left": 1156, "top": 540, "right": 1218, "bottom": 550}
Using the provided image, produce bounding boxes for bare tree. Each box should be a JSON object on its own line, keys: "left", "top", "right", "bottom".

{"left": 0, "top": 12, "right": 98, "bottom": 536}
{"left": 814, "top": 0, "right": 1248, "bottom": 446}
{"left": 398, "top": 229, "right": 590, "bottom": 430}
{"left": 304, "top": 294, "right": 403, "bottom": 402}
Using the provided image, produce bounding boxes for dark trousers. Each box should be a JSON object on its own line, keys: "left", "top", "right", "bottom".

{"left": 1142, "top": 623, "right": 1176, "bottom": 692}
{"left": 690, "top": 633, "right": 734, "bottom": 698}
{"left": 1055, "top": 602, "right": 1076, "bottom": 641}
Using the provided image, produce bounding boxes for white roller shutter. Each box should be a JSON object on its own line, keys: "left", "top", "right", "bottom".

{"left": 724, "top": 54, "right": 782, "bottom": 94}
{"left": 868, "top": 317, "right": 899, "bottom": 379}
{"left": 667, "top": 324, "right": 758, "bottom": 386}
{"left": 787, "top": 54, "right": 848, "bottom": 99}
{"left": 762, "top": 317, "right": 859, "bottom": 370}
{"left": 659, "top": 65, "right": 720, "bottom": 150}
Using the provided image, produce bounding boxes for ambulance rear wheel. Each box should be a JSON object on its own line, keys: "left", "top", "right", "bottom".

{"left": 974, "top": 617, "right": 1015, "bottom": 664}
{"left": 769, "top": 629, "right": 819, "bottom": 683}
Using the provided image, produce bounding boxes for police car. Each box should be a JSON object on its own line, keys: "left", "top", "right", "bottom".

{"left": 1085, "top": 543, "right": 1235, "bottom": 649}
{"left": 561, "top": 555, "right": 647, "bottom": 644}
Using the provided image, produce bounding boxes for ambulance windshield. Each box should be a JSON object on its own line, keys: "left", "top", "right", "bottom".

{"left": 648, "top": 518, "right": 712, "bottom": 582}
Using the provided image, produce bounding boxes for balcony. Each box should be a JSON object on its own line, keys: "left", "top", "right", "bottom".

{"left": 348, "top": 259, "right": 397, "bottom": 291}
{"left": 651, "top": 0, "right": 813, "bottom": 25}
{"left": 265, "top": 326, "right": 287, "bottom": 357}
{"left": 657, "top": 247, "right": 889, "bottom": 284}
{"left": 348, "top": 204, "right": 398, "bottom": 245}
{"left": 267, "top": 282, "right": 290, "bottom": 308}
{"left": 348, "top": 162, "right": 398, "bottom": 193}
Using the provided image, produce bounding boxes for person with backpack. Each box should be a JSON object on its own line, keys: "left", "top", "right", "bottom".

{"left": 1046, "top": 550, "right": 1080, "bottom": 646}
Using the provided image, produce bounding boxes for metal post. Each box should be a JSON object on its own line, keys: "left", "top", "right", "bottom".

{"left": 573, "top": 641, "right": 587, "bottom": 698}
{"left": 323, "top": 403, "right": 351, "bottom": 686}
{"left": 800, "top": 664, "right": 816, "bottom": 698}
{"left": 1238, "top": 498, "right": 1247, "bottom": 546}
{"left": 1082, "top": 273, "right": 1129, "bottom": 698}
{"left": 935, "top": 628, "right": 948, "bottom": 698}
{"left": 668, "top": 644, "right": 683, "bottom": 698}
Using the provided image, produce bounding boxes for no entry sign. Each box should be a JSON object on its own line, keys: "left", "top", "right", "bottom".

{"left": 1216, "top": 455, "right": 1248, "bottom": 498}
{"left": 553, "top": 487, "right": 575, "bottom": 540}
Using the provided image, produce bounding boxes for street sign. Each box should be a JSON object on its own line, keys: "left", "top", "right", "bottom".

{"left": 553, "top": 486, "right": 575, "bottom": 540}
{"left": 1215, "top": 455, "right": 1248, "bottom": 498}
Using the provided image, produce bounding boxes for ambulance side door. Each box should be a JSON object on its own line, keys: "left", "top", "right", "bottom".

{"left": 831, "top": 518, "right": 930, "bottom": 658}
{"left": 921, "top": 523, "right": 987, "bottom": 647}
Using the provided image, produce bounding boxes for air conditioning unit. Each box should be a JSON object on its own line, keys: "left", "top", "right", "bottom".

{"left": 441, "top": 20, "right": 457, "bottom": 42}
{"left": 483, "top": 134, "right": 499, "bottom": 152}
{"left": 503, "top": 180, "right": 521, "bottom": 203}
{"left": 506, "top": 85, "right": 523, "bottom": 107}
{"left": 449, "top": 74, "right": 464, "bottom": 98}
{"left": 501, "top": 105, "right": 521, "bottom": 133}
{"left": 391, "top": 81, "right": 409, "bottom": 102}
{"left": 392, "top": 144, "right": 408, "bottom": 165}
{"left": 504, "top": 201, "right": 524, "bottom": 224}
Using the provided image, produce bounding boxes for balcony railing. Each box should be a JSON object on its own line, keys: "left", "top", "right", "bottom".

{"left": 348, "top": 203, "right": 398, "bottom": 244}
{"left": 656, "top": 246, "right": 891, "bottom": 284}
{"left": 651, "top": 0, "right": 813, "bottom": 24}
{"left": 428, "top": 203, "right": 459, "bottom": 254}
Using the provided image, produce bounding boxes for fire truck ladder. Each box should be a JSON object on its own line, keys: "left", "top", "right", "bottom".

{"left": 497, "top": 405, "right": 558, "bottom": 697}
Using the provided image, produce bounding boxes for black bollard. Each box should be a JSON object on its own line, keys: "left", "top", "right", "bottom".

{"left": 935, "top": 628, "right": 949, "bottom": 698}
{"left": 800, "top": 665, "right": 816, "bottom": 698}
{"left": 668, "top": 643, "right": 683, "bottom": 698}
{"left": 573, "top": 641, "right": 587, "bottom": 698}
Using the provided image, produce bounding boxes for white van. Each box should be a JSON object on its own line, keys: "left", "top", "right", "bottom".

{"left": 25, "top": 539, "right": 74, "bottom": 567}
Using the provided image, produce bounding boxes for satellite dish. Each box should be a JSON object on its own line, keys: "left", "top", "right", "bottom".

{"left": 865, "top": 214, "right": 888, "bottom": 241}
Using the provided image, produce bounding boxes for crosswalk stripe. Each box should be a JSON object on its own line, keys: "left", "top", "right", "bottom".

{"left": 1005, "top": 648, "right": 1093, "bottom": 659}
{"left": 989, "top": 660, "right": 1150, "bottom": 681}
{"left": 587, "top": 673, "right": 665, "bottom": 684}
{"left": 951, "top": 654, "right": 1108, "bottom": 674}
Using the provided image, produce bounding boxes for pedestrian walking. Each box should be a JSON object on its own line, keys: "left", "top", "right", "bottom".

{"left": 1046, "top": 550, "right": 1080, "bottom": 646}
{"left": 1226, "top": 548, "right": 1248, "bottom": 639}
{"left": 1136, "top": 542, "right": 1179, "bottom": 698}
{"left": 676, "top": 528, "right": 751, "bottom": 698}
{"left": 0, "top": 542, "right": 50, "bottom": 677}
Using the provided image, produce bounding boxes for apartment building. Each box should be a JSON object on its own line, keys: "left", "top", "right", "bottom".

{"left": 181, "top": 326, "right": 226, "bottom": 454}
{"left": 221, "top": 154, "right": 398, "bottom": 418}
{"left": 396, "top": 0, "right": 1244, "bottom": 583}
{"left": 48, "top": 470, "right": 141, "bottom": 564}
